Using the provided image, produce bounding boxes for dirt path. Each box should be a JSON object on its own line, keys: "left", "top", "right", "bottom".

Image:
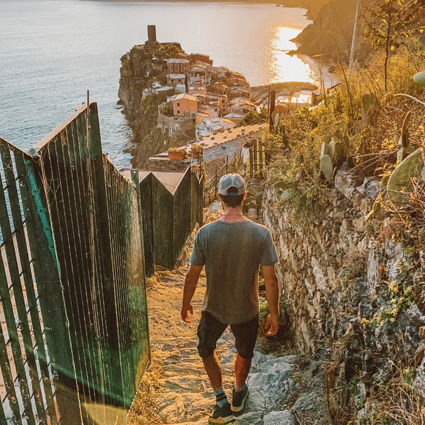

{"left": 127, "top": 203, "right": 329, "bottom": 425}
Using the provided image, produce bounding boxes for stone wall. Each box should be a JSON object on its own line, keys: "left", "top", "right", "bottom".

{"left": 148, "top": 157, "right": 190, "bottom": 172}
{"left": 263, "top": 168, "right": 425, "bottom": 421}
{"left": 157, "top": 112, "right": 195, "bottom": 138}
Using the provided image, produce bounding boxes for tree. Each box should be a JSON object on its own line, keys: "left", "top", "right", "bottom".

{"left": 362, "top": 0, "right": 425, "bottom": 91}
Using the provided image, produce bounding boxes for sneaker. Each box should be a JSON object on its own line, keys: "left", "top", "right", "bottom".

{"left": 208, "top": 401, "right": 234, "bottom": 424}
{"left": 231, "top": 383, "right": 249, "bottom": 412}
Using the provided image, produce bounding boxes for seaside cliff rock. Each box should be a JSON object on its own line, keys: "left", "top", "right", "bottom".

{"left": 118, "top": 37, "right": 254, "bottom": 168}
{"left": 263, "top": 168, "right": 425, "bottom": 422}
{"left": 119, "top": 41, "right": 196, "bottom": 167}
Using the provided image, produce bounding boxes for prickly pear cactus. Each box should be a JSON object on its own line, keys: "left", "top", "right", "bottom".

{"left": 334, "top": 141, "right": 345, "bottom": 166}
{"left": 400, "top": 111, "right": 411, "bottom": 149}
{"left": 327, "top": 140, "right": 336, "bottom": 159}
{"left": 343, "top": 135, "right": 350, "bottom": 150}
{"left": 320, "top": 154, "right": 334, "bottom": 182}
{"left": 321, "top": 142, "right": 326, "bottom": 158}
{"left": 274, "top": 112, "right": 280, "bottom": 129}
{"left": 388, "top": 148, "right": 425, "bottom": 203}
{"left": 362, "top": 93, "right": 371, "bottom": 114}
{"left": 341, "top": 120, "right": 348, "bottom": 135}
{"left": 413, "top": 71, "right": 425, "bottom": 87}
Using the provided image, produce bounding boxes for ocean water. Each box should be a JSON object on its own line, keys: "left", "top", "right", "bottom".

{"left": 0, "top": 0, "right": 313, "bottom": 169}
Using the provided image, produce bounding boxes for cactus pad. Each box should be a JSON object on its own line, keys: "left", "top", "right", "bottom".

{"left": 320, "top": 154, "right": 334, "bottom": 181}
{"left": 413, "top": 71, "right": 425, "bottom": 87}
{"left": 388, "top": 148, "right": 425, "bottom": 203}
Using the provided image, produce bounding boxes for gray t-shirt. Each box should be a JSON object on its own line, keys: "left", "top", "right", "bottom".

{"left": 189, "top": 219, "right": 278, "bottom": 324}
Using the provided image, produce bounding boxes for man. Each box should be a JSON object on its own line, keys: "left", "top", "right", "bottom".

{"left": 181, "top": 173, "right": 279, "bottom": 424}
{"left": 241, "top": 143, "right": 250, "bottom": 176}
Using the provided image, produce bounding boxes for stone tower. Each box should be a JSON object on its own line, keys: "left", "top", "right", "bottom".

{"left": 147, "top": 25, "right": 157, "bottom": 43}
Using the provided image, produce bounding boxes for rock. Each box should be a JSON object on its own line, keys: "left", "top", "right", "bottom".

{"left": 407, "top": 305, "right": 425, "bottom": 327}
{"left": 237, "top": 411, "right": 263, "bottom": 425}
{"left": 292, "top": 387, "right": 324, "bottom": 412}
{"left": 244, "top": 386, "right": 267, "bottom": 412}
{"left": 419, "top": 327, "right": 425, "bottom": 340}
{"left": 256, "top": 357, "right": 293, "bottom": 375}
{"left": 158, "top": 393, "right": 185, "bottom": 422}
{"left": 335, "top": 168, "right": 357, "bottom": 199}
{"left": 413, "top": 358, "right": 425, "bottom": 398}
{"left": 357, "top": 177, "right": 380, "bottom": 200}
{"left": 266, "top": 378, "right": 295, "bottom": 410}
{"left": 263, "top": 410, "right": 296, "bottom": 425}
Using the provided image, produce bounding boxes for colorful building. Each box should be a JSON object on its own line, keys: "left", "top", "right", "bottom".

{"left": 172, "top": 93, "right": 198, "bottom": 116}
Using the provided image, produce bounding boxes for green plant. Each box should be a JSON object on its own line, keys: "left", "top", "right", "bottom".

{"left": 160, "top": 101, "right": 173, "bottom": 117}
{"left": 191, "top": 143, "right": 203, "bottom": 153}
{"left": 258, "top": 299, "right": 270, "bottom": 328}
{"left": 243, "top": 185, "right": 263, "bottom": 213}
{"left": 413, "top": 70, "right": 425, "bottom": 87}
{"left": 349, "top": 374, "right": 360, "bottom": 392}
{"left": 319, "top": 140, "right": 346, "bottom": 182}
{"left": 168, "top": 146, "right": 188, "bottom": 159}
{"left": 362, "top": 0, "right": 425, "bottom": 92}
{"left": 387, "top": 148, "right": 424, "bottom": 203}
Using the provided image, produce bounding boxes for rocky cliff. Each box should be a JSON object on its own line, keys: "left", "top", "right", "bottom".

{"left": 118, "top": 42, "right": 192, "bottom": 167}
{"left": 263, "top": 168, "right": 425, "bottom": 423}
{"left": 291, "top": 0, "right": 360, "bottom": 61}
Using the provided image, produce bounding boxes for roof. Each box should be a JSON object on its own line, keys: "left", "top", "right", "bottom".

{"left": 173, "top": 93, "right": 197, "bottom": 102}
{"left": 223, "top": 112, "right": 245, "bottom": 118}
{"left": 120, "top": 169, "right": 185, "bottom": 194}
{"left": 167, "top": 58, "right": 189, "bottom": 64}
{"left": 151, "top": 124, "right": 262, "bottom": 162}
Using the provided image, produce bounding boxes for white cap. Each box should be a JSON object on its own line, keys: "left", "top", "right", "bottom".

{"left": 218, "top": 173, "right": 246, "bottom": 196}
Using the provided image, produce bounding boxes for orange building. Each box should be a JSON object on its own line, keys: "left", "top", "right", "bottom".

{"left": 172, "top": 94, "right": 198, "bottom": 117}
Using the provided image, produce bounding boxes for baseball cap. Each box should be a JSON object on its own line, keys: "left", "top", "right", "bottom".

{"left": 218, "top": 173, "right": 246, "bottom": 196}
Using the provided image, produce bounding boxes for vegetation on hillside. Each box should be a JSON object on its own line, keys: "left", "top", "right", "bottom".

{"left": 253, "top": 4, "right": 425, "bottom": 422}
{"left": 264, "top": 13, "right": 425, "bottom": 226}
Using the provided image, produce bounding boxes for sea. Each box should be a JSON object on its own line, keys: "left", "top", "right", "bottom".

{"left": 0, "top": 0, "right": 315, "bottom": 170}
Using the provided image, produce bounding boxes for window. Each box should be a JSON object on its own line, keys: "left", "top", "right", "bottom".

{"left": 177, "top": 110, "right": 180, "bottom": 115}
{"left": 177, "top": 102, "right": 180, "bottom": 106}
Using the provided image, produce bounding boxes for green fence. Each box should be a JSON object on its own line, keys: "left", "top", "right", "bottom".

{"left": 0, "top": 103, "right": 150, "bottom": 424}
{"left": 139, "top": 167, "right": 203, "bottom": 271}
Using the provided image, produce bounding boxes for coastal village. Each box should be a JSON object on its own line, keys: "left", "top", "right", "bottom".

{"left": 119, "top": 25, "right": 317, "bottom": 176}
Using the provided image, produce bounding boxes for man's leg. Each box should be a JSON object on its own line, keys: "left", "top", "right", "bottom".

{"left": 197, "top": 313, "right": 234, "bottom": 423}
{"left": 230, "top": 315, "right": 259, "bottom": 412}
{"left": 235, "top": 353, "right": 251, "bottom": 390}
{"left": 202, "top": 350, "right": 223, "bottom": 390}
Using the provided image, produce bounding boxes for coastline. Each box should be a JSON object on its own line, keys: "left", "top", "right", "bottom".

{"left": 296, "top": 53, "right": 337, "bottom": 90}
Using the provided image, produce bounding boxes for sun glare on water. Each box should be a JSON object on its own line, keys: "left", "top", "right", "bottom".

{"left": 268, "top": 26, "right": 316, "bottom": 85}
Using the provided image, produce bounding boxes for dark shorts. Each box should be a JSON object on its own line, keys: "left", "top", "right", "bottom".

{"left": 197, "top": 312, "right": 259, "bottom": 359}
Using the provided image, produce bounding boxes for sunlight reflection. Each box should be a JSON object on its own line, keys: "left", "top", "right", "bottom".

{"left": 278, "top": 93, "right": 312, "bottom": 104}
{"left": 269, "top": 26, "right": 316, "bottom": 84}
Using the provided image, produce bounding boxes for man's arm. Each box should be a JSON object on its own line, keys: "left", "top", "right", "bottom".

{"left": 262, "top": 264, "right": 280, "bottom": 336}
{"left": 181, "top": 264, "right": 203, "bottom": 323}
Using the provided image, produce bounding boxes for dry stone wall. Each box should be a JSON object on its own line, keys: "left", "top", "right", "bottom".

{"left": 263, "top": 168, "right": 425, "bottom": 421}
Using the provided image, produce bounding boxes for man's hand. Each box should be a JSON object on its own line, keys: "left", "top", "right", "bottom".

{"left": 264, "top": 313, "right": 279, "bottom": 337}
{"left": 181, "top": 303, "right": 194, "bottom": 323}
{"left": 181, "top": 264, "right": 203, "bottom": 323}
{"left": 262, "top": 265, "right": 280, "bottom": 337}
